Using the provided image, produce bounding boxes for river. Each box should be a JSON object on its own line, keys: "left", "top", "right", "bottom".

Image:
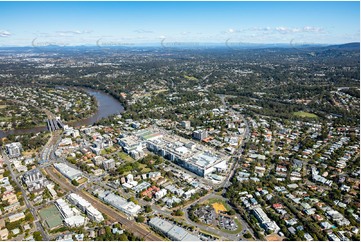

{"left": 0, "top": 88, "right": 124, "bottom": 138}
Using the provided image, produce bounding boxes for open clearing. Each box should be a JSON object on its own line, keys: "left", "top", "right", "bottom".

{"left": 184, "top": 75, "right": 198, "bottom": 81}
{"left": 266, "top": 233, "right": 283, "bottom": 241}
{"left": 212, "top": 202, "right": 227, "bottom": 213}
{"left": 77, "top": 177, "right": 88, "bottom": 184}
{"left": 293, "top": 111, "right": 318, "bottom": 118}
{"left": 205, "top": 198, "right": 231, "bottom": 213}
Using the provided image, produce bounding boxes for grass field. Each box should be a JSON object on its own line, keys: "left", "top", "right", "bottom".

{"left": 153, "top": 89, "right": 168, "bottom": 93}
{"left": 184, "top": 75, "right": 198, "bottom": 81}
{"left": 139, "top": 163, "right": 151, "bottom": 173}
{"left": 117, "top": 151, "right": 135, "bottom": 162}
{"left": 212, "top": 202, "right": 227, "bottom": 213}
{"left": 293, "top": 111, "right": 318, "bottom": 118}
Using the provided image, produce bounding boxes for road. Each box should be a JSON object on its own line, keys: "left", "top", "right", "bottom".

{"left": 1, "top": 151, "right": 49, "bottom": 240}
{"left": 19, "top": 92, "right": 253, "bottom": 241}
{"left": 216, "top": 93, "right": 250, "bottom": 191}
{"left": 44, "top": 166, "right": 162, "bottom": 241}
{"left": 180, "top": 193, "right": 254, "bottom": 240}
{"left": 34, "top": 116, "right": 161, "bottom": 240}
{"left": 0, "top": 100, "right": 61, "bottom": 241}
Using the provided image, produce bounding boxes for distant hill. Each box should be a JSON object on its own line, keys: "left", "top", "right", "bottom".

{"left": 0, "top": 42, "right": 359, "bottom": 52}
{"left": 324, "top": 42, "right": 360, "bottom": 50}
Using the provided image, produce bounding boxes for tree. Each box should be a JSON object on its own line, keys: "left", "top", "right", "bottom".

{"left": 3, "top": 170, "right": 10, "bottom": 177}
{"left": 33, "top": 232, "right": 42, "bottom": 241}
{"left": 136, "top": 216, "right": 145, "bottom": 223}
{"left": 119, "top": 233, "right": 128, "bottom": 241}
{"left": 71, "top": 179, "right": 79, "bottom": 186}
{"left": 244, "top": 232, "right": 252, "bottom": 239}
{"left": 173, "top": 209, "right": 184, "bottom": 216}
{"left": 25, "top": 212, "right": 34, "bottom": 222}
{"left": 128, "top": 196, "right": 138, "bottom": 204}
{"left": 228, "top": 209, "right": 236, "bottom": 215}
{"left": 144, "top": 205, "right": 152, "bottom": 213}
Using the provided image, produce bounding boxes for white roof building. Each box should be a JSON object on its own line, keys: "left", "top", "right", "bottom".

{"left": 54, "top": 163, "right": 83, "bottom": 181}
{"left": 64, "top": 215, "right": 86, "bottom": 227}
{"left": 67, "top": 193, "right": 104, "bottom": 222}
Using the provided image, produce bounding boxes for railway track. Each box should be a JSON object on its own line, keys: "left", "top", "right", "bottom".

{"left": 44, "top": 167, "right": 162, "bottom": 241}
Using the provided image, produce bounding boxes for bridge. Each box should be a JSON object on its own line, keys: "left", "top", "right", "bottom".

{"left": 46, "top": 117, "right": 64, "bottom": 132}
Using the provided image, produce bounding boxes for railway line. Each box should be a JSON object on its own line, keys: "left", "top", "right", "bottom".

{"left": 44, "top": 166, "right": 162, "bottom": 241}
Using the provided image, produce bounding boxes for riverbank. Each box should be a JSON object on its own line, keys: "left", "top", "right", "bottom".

{"left": 0, "top": 88, "right": 124, "bottom": 138}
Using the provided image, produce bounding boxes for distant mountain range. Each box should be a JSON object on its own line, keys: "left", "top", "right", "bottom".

{"left": 0, "top": 42, "right": 359, "bottom": 51}
{"left": 323, "top": 42, "right": 360, "bottom": 50}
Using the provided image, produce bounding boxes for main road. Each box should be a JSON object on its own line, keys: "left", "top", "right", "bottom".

{"left": 1, "top": 151, "right": 49, "bottom": 240}
{"left": 44, "top": 166, "right": 162, "bottom": 241}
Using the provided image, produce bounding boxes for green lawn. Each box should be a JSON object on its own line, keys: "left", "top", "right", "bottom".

{"left": 293, "top": 111, "right": 318, "bottom": 118}
{"left": 117, "top": 151, "right": 135, "bottom": 162}
{"left": 139, "top": 163, "right": 151, "bottom": 173}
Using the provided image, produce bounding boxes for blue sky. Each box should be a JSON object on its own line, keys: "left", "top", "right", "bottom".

{"left": 0, "top": 1, "right": 359, "bottom": 46}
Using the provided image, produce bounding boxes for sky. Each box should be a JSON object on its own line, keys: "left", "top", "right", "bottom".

{"left": 0, "top": 1, "right": 359, "bottom": 47}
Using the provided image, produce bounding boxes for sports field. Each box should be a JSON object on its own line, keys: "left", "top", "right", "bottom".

{"left": 39, "top": 205, "right": 63, "bottom": 229}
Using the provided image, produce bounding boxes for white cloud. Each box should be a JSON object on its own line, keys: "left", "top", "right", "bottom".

{"left": 0, "top": 30, "right": 11, "bottom": 37}
{"left": 249, "top": 27, "right": 272, "bottom": 31}
{"left": 275, "top": 26, "right": 289, "bottom": 32}
{"left": 134, "top": 29, "right": 153, "bottom": 34}
{"left": 302, "top": 26, "right": 323, "bottom": 33}
{"left": 223, "top": 26, "right": 324, "bottom": 35}
{"left": 56, "top": 30, "right": 92, "bottom": 36}
{"left": 275, "top": 26, "right": 324, "bottom": 34}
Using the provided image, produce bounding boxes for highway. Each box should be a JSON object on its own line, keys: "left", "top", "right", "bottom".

{"left": 44, "top": 166, "right": 162, "bottom": 241}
